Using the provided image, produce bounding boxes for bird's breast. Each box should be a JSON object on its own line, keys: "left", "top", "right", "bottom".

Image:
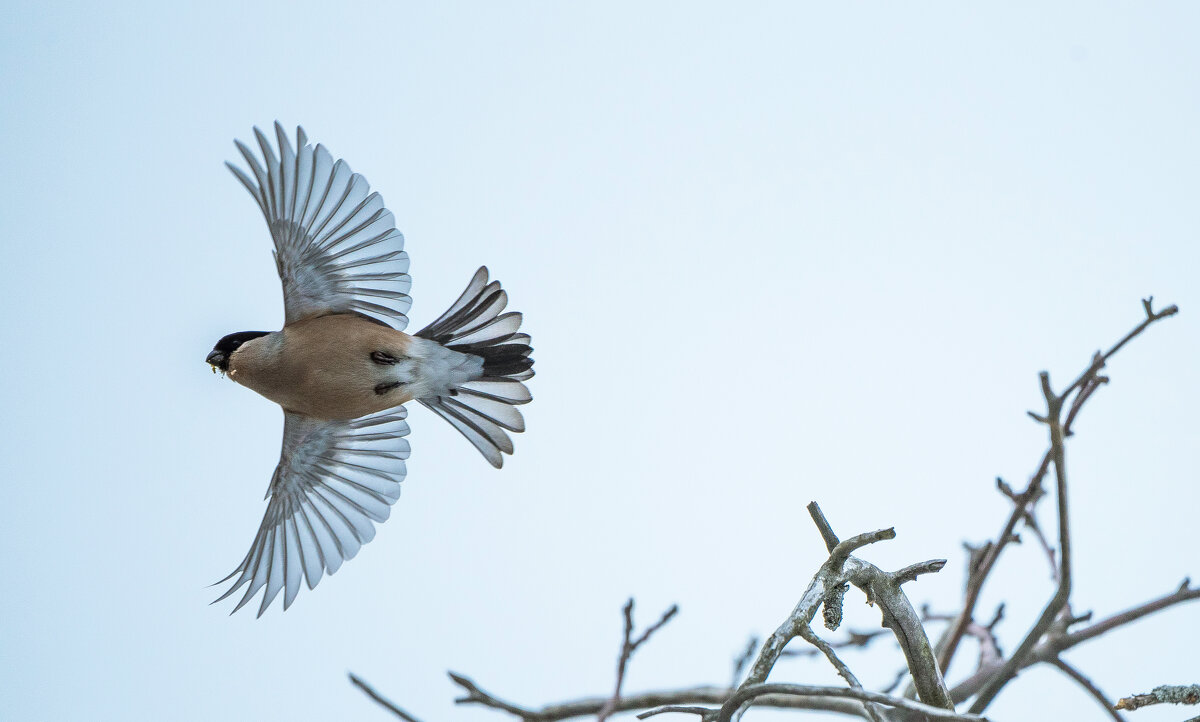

{"left": 231, "top": 315, "right": 419, "bottom": 420}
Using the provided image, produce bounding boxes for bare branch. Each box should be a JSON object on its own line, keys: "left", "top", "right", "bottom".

{"left": 349, "top": 673, "right": 425, "bottom": 722}
{"left": 829, "top": 527, "right": 897, "bottom": 569}
{"left": 1048, "top": 658, "right": 1125, "bottom": 722}
{"left": 1055, "top": 578, "right": 1200, "bottom": 650}
{"left": 807, "top": 502, "right": 841, "bottom": 552}
{"left": 969, "top": 370, "right": 1073, "bottom": 714}
{"left": 936, "top": 450, "right": 1052, "bottom": 672}
{"left": 714, "top": 683, "right": 989, "bottom": 722}
{"left": 948, "top": 580, "right": 1200, "bottom": 704}
{"left": 739, "top": 505, "right": 951, "bottom": 715}
{"left": 637, "top": 706, "right": 714, "bottom": 720}
{"left": 452, "top": 679, "right": 869, "bottom": 721}
{"left": 843, "top": 555, "right": 954, "bottom": 710}
{"left": 1060, "top": 296, "right": 1179, "bottom": 398}
{"left": 450, "top": 672, "right": 538, "bottom": 719}
{"left": 736, "top": 504, "right": 953, "bottom": 722}
{"left": 446, "top": 574, "right": 1199, "bottom": 722}
{"left": 1116, "top": 684, "right": 1200, "bottom": 711}
{"left": 938, "top": 299, "right": 1178, "bottom": 672}
{"left": 892, "top": 559, "right": 947, "bottom": 586}
{"left": 430, "top": 299, "right": 1185, "bottom": 722}
{"left": 597, "top": 600, "right": 680, "bottom": 722}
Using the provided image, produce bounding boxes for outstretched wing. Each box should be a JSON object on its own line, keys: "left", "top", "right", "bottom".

{"left": 227, "top": 122, "right": 412, "bottom": 329}
{"left": 213, "top": 408, "right": 411, "bottom": 616}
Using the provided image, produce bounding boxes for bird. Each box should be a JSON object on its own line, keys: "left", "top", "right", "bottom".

{"left": 207, "top": 123, "right": 534, "bottom": 616}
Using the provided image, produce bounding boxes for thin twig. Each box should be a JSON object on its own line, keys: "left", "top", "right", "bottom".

{"left": 1055, "top": 578, "right": 1200, "bottom": 650}
{"left": 796, "top": 625, "right": 884, "bottom": 722}
{"left": 596, "top": 599, "right": 679, "bottom": 722}
{"left": 996, "top": 478, "right": 1057, "bottom": 580}
{"left": 1060, "top": 297, "right": 1179, "bottom": 398}
{"left": 730, "top": 637, "right": 758, "bottom": 689}
{"left": 1116, "top": 684, "right": 1200, "bottom": 711}
{"left": 808, "top": 503, "right": 841, "bottom": 552}
{"left": 349, "top": 673, "right": 425, "bottom": 722}
{"left": 893, "top": 560, "right": 948, "bottom": 586}
{"left": 922, "top": 607, "right": 1003, "bottom": 671}
{"left": 779, "top": 630, "right": 890, "bottom": 659}
{"left": 1048, "top": 658, "right": 1125, "bottom": 722}
{"left": 451, "top": 672, "right": 537, "bottom": 719}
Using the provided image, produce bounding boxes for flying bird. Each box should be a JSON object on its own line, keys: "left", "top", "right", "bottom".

{"left": 207, "top": 123, "right": 533, "bottom": 616}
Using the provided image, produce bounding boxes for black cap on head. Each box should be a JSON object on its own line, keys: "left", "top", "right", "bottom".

{"left": 207, "top": 331, "right": 270, "bottom": 371}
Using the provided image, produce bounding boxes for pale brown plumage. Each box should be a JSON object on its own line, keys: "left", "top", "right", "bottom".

{"left": 228, "top": 315, "right": 415, "bottom": 417}
{"left": 208, "top": 124, "right": 533, "bottom": 615}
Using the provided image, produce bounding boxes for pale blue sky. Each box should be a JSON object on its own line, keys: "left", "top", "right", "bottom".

{"left": 1, "top": 3, "right": 1197, "bottom": 721}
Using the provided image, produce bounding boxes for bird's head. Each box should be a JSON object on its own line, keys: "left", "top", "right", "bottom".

{"left": 207, "top": 331, "right": 270, "bottom": 373}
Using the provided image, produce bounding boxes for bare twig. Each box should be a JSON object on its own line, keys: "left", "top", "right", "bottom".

{"left": 780, "top": 629, "right": 890, "bottom": 660}
{"left": 829, "top": 528, "right": 897, "bottom": 570}
{"left": 1060, "top": 297, "right": 1179, "bottom": 398}
{"left": 795, "top": 625, "right": 884, "bottom": 722}
{"left": 893, "top": 560, "right": 948, "bottom": 586}
{"left": 996, "top": 477, "right": 1057, "bottom": 580}
{"left": 882, "top": 668, "right": 910, "bottom": 695}
{"left": 1053, "top": 578, "right": 1200, "bottom": 650}
{"left": 349, "top": 673, "right": 425, "bottom": 722}
{"left": 1116, "top": 684, "right": 1200, "bottom": 711}
{"left": 1048, "top": 658, "right": 1125, "bottom": 722}
{"left": 922, "top": 607, "right": 1002, "bottom": 671}
{"left": 730, "top": 637, "right": 758, "bottom": 689}
{"left": 597, "top": 600, "right": 679, "bottom": 722}
{"left": 451, "top": 672, "right": 538, "bottom": 719}
{"left": 808, "top": 502, "right": 841, "bottom": 552}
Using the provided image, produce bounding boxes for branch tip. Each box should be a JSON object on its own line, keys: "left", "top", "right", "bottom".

{"left": 349, "top": 672, "right": 426, "bottom": 722}
{"left": 892, "top": 559, "right": 947, "bottom": 585}
{"left": 806, "top": 501, "right": 840, "bottom": 552}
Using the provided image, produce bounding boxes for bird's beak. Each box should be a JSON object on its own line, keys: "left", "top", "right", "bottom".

{"left": 206, "top": 350, "right": 225, "bottom": 367}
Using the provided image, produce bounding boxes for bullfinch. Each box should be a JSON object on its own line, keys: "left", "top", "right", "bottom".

{"left": 207, "top": 123, "right": 533, "bottom": 616}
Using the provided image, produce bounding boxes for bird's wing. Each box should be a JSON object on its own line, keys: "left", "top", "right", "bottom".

{"left": 226, "top": 122, "right": 412, "bottom": 329}
{"left": 213, "top": 408, "right": 410, "bottom": 616}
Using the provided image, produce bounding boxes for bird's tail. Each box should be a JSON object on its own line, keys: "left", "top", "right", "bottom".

{"left": 415, "top": 267, "right": 534, "bottom": 468}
